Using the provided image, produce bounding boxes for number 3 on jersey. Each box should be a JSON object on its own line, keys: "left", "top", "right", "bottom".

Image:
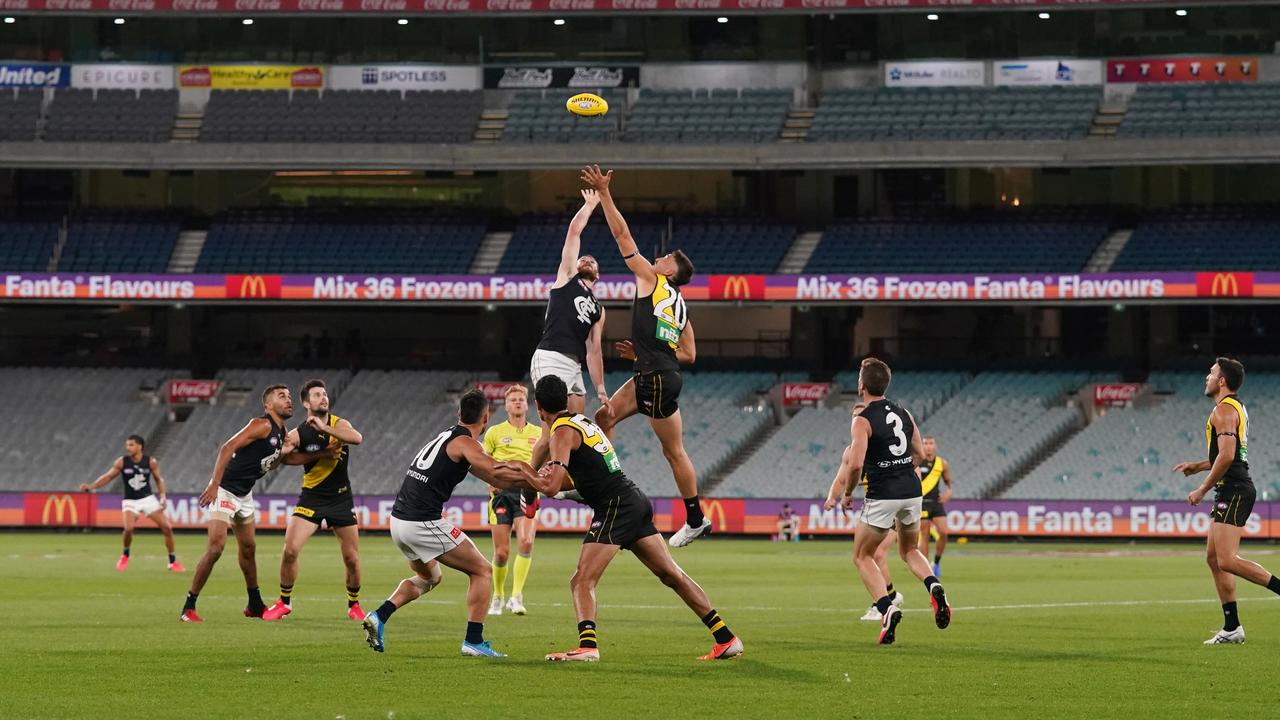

{"left": 885, "top": 411, "right": 908, "bottom": 456}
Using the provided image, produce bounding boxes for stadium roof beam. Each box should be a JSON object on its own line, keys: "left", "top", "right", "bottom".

{"left": 5, "top": 138, "right": 1280, "bottom": 170}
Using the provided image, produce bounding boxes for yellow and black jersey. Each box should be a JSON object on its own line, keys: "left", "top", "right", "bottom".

{"left": 1207, "top": 395, "right": 1252, "bottom": 490}
{"left": 919, "top": 456, "right": 945, "bottom": 502}
{"left": 482, "top": 420, "right": 542, "bottom": 498}
{"left": 631, "top": 274, "right": 687, "bottom": 374}
{"left": 298, "top": 413, "right": 350, "bottom": 497}
{"left": 551, "top": 412, "right": 637, "bottom": 509}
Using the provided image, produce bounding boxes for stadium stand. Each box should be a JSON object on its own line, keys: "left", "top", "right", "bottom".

{"left": 58, "top": 211, "right": 180, "bottom": 273}
{"left": 497, "top": 215, "right": 793, "bottom": 274}
{"left": 199, "top": 89, "right": 482, "bottom": 143}
{"left": 1118, "top": 83, "right": 1280, "bottom": 139}
{"left": 0, "top": 368, "right": 176, "bottom": 490}
{"left": 195, "top": 208, "right": 485, "bottom": 274}
{"left": 716, "top": 371, "right": 970, "bottom": 499}
{"left": 1007, "top": 371, "right": 1280, "bottom": 501}
{"left": 624, "top": 88, "right": 791, "bottom": 144}
{"left": 0, "top": 88, "right": 42, "bottom": 142}
{"left": 805, "top": 213, "right": 1108, "bottom": 273}
{"left": 806, "top": 86, "right": 1099, "bottom": 142}
{"left": 1110, "top": 207, "right": 1280, "bottom": 271}
{"left": 0, "top": 220, "right": 59, "bottom": 271}
{"left": 502, "top": 90, "right": 623, "bottom": 144}
{"left": 43, "top": 89, "right": 177, "bottom": 143}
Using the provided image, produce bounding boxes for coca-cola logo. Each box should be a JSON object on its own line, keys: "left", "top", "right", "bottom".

{"left": 783, "top": 383, "right": 831, "bottom": 406}
{"left": 179, "top": 67, "right": 212, "bottom": 87}
{"left": 1093, "top": 383, "right": 1142, "bottom": 405}
{"left": 171, "top": 0, "right": 219, "bottom": 10}
{"left": 290, "top": 67, "right": 324, "bottom": 87}
{"left": 361, "top": 0, "right": 407, "bottom": 8}
{"left": 168, "top": 380, "right": 222, "bottom": 403}
{"left": 475, "top": 382, "right": 513, "bottom": 402}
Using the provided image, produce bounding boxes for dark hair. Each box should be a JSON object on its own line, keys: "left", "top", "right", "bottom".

{"left": 860, "top": 357, "right": 892, "bottom": 396}
{"left": 535, "top": 375, "right": 569, "bottom": 415}
{"left": 127, "top": 434, "right": 145, "bottom": 449}
{"left": 262, "top": 384, "right": 288, "bottom": 406}
{"left": 301, "top": 378, "right": 326, "bottom": 403}
{"left": 459, "top": 388, "right": 488, "bottom": 424}
{"left": 669, "top": 250, "right": 695, "bottom": 287}
{"left": 1217, "top": 357, "right": 1245, "bottom": 392}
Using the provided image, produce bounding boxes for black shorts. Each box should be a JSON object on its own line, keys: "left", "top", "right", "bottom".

{"left": 584, "top": 490, "right": 658, "bottom": 550}
{"left": 921, "top": 500, "right": 946, "bottom": 520}
{"left": 635, "top": 369, "right": 682, "bottom": 419}
{"left": 489, "top": 490, "right": 522, "bottom": 526}
{"left": 293, "top": 494, "right": 357, "bottom": 528}
{"left": 1210, "top": 485, "right": 1256, "bottom": 527}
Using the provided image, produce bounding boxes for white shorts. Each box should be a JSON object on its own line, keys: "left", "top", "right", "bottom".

{"left": 390, "top": 517, "right": 467, "bottom": 563}
{"left": 860, "top": 497, "right": 922, "bottom": 531}
{"left": 211, "top": 487, "right": 256, "bottom": 523}
{"left": 122, "top": 495, "right": 162, "bottom": 517}
{"left": 530, "top": 348, "right": 586, "bottom": 396}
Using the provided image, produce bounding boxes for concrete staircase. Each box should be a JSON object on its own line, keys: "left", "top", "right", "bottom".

{"left": 1083, "top": 229, "right": 1133, "bottom": 273}
{"left": 780, "top": 108, "right": 814, "bottom": 143}
{"left": 470, "top": 232, "right": 512, "bottom": 274}
{"left": 167, "top": 230, "right": 207, "bottom": 273}
{"left": 474, "top": 110, "right": 507, "bottom": 143}
{"left": 776, "top": 231, "right": 822, "bottom": 274}
{"left": 1088, "top": 104, "right": 1126, "bottom": 139}
{"left": 172, "top": 110, "right": 203, "bottom": 142}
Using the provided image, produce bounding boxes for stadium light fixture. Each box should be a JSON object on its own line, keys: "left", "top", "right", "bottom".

{"left": 1038, "top": 12, "right": 1050, "bottom": 19}
{"left": 717, "top": 16, "right": 728, "bottom": 23}
{"left": 242, "top": 18, "right": 254, "bottom": 25}
{"left": 553, "top": 18, "right": 565, "bottom": 26}
{"left": 2, "top": 16, "right": 14, "bottom": 23}
{"left": 926, "top": 13, "right": 939, "bottom": 21}
{"left": 1175, "top": 8, "right": 1187, "bottom": 16}
{"left": 397, "top": 18, "right": 409, "bottom": 25}
{"left": 113, "top": 17, "right": 125, "bottom": 24}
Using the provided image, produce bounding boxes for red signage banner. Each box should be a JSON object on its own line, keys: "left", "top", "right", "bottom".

{"left": 1093, "top": 383, "right": 1142, "bottom": 407}
{"left": 782, "top": 382, "right": 831, "bottom": 407}
{"left": 0, "top": 0, "right": 1218, "bottom": 14}
{"left": 1195, "top": 271, "right": 1254, "bottom": 298}
{"left": 1106, "top": 56, "right": 1258, "bottom": 84}
{"left": 476, "top": 381, "right": 516, "bottom": 402}
{"left": 167, "top": 379, "right": 221, "bottom": 404}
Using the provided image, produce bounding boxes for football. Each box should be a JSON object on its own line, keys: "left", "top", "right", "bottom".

{"left": 566, "top": 93, "right": 609, "bottom": 117}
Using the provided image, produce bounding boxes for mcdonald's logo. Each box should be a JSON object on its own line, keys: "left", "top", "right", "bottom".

{"left": 1196, "top": 272, "right": 1254, "bottom": 298}
{"left": 21, "top": 493, "right": 94, "bottom": 527}
{"left": 670, "top": 498, "right": 743, "bottom": 533}
{"left": 709, "top": 275, "right": 766, "bottom": 301}
{"left": 703, "top": 500, "right": 728, "bottom": 531}
{"left": 225, "top": 274, "right": 283, "bottom": 299}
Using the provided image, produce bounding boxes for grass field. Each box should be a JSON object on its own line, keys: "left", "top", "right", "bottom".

{"left": 3, "top": 531, "right": 1279, "bottom": 719}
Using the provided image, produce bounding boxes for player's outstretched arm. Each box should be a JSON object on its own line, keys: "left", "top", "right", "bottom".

{"left": 80, "top": 458, "right": 123, "bottom": 493}
{"left": 454, "top": 436, "right": 539, "bottom": 492}
{"left": 557, "top": 189, "right": 600, "bottom": 287}
{"left": 200, "top": 418, "right": 270, "bottom": 507}
{"left": 1187, "top": 405, "right": 1240, "bottom": 505}
{"left": 580, "top": 165, "right": 657, "bottom": 286}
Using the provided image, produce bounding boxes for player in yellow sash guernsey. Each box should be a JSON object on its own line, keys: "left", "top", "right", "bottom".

{"left": 1175, "top": 357, "right": 1280, "bottom": 644}
{"left": 581, "top": 164, "right": 711, "bottom": 549}
{"left": 918, "top": 437, "right": 953, "bottom": 578}
{"left": 483, "top": 384, "right": 543, "bottom": 616}
{"left": 263, "top": 379, "right": 364, "bottom": 621}
{"left": 527, "top": 375, "right": 742, "bottom": 662}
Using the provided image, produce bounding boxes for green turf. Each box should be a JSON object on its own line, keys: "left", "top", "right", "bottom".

{"left": 2, "top": 532, "right": 1278, "bottom": 719}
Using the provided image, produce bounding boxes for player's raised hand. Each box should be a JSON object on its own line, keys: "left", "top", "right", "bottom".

{"left": 306, "top": 415, "right": 329, "bottom": 434}
{"left": 581, "top": 188, "right": 600, "bottom": 207}
{"left": 614, "top": 339, "right": 636, "bottom": 361}
{"left": 581, "top": 165, "right": 612, "bottom": 192}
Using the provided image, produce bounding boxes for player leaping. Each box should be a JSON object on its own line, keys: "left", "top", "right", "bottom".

{"left": 80, "top": 434, "right": 183, "bottom": 573}
{"left": 580, "top": 165, "right": 708, "bottom": 548}
{"left": 527, "top": 375, "right": 742, "bottom": 662}
{"left": 1175, "top": 357, "right": 1280, "bottom": 645}
{"left": 263, "top": 379, "right": 366, "bottom": 622}
{"left": 825, "top": 358, "right": 951, "bottom": 644}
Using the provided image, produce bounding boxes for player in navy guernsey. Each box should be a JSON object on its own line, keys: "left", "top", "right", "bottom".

{"left": 80, "top": 434, "right": 182, "bottom": 573}
{"left": 825, "top": 358, "right": 951, "bottom": 645}
{"left": 1175, "top": 357, "right": 1280, "bottom": 645}
{"left": 181, "top": 384, "right": 334, "bottom": 622}
{"left": 580, "top": 165, "right": 710, "bottom": 550}
{"left": 262, "top": 379, "right": 366, "bottom": 622}
{"left": 524, "top": 375, "right": 742, "bottom": 662}
{"left": 361, "top": 389, "right": 539, "bottom": 658}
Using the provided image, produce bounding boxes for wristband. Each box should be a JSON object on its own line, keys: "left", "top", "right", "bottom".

{"left": 546, "top": 460, "right": 568, "bottom": 469}
{"left": 621, "top": 252, "right": 636, "bottom": 260}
